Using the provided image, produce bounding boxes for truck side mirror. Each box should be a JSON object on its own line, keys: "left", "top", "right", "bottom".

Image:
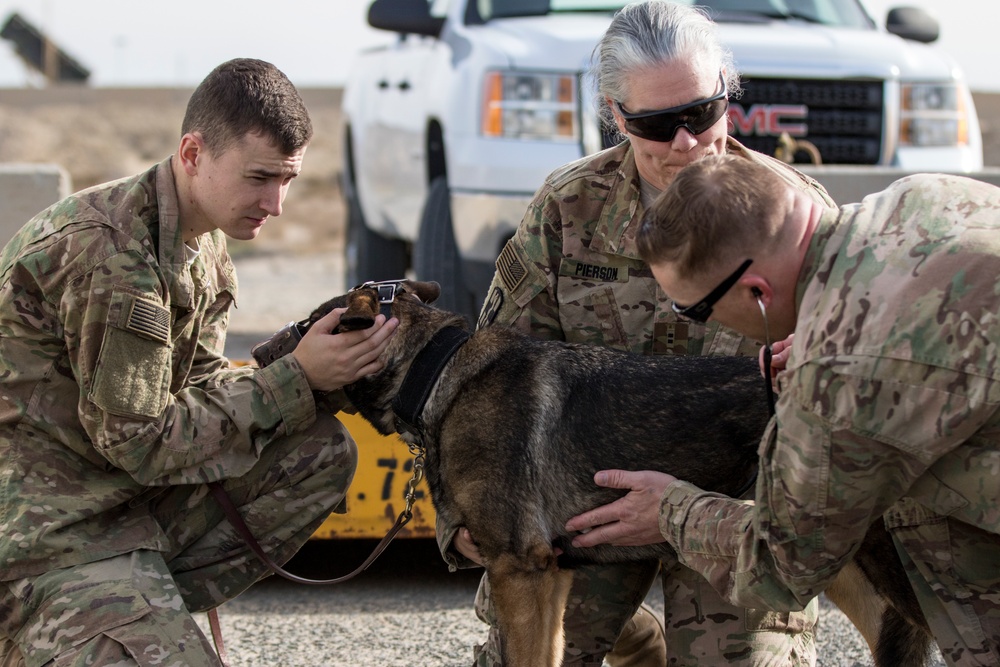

{"left": 885, "top": 6, "right": 939, "bottom": 43}
{"left": 368, "top": 0, "right": 445, "bottom": 38}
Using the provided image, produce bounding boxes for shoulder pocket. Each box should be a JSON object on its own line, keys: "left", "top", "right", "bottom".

{"left": 89, "top": 288, "right": 172, "bottom": 418}
{"left": 478, "top": 239, "right": 548, "bottom": 329}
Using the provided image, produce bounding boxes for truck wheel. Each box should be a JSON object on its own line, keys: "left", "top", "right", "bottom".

{"left": 414, "top": 177, "right": 474, "bottom": 323}
{"left": 344, "top": 187, "right": 408, "bottom": 289}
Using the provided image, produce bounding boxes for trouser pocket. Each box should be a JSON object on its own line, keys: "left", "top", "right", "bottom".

{"left": 884, "top": 498, "right": 1000, "bottom": 666}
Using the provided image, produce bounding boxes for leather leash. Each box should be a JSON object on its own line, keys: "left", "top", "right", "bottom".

{"left": 207, "top": 607, "right": 230, "bottom": 667}
{"left": 206, "top": 280, "right": 454, "bottom": 661}
{"left": 203, "top": 447, "right": 424, "bottom": 662}
{"left": 208, "top": 480, "right": 416, "bottom": 585}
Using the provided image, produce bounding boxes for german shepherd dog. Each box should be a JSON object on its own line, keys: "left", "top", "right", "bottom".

{"left": 285, "top": 279, "right": 932, "bottom": 667}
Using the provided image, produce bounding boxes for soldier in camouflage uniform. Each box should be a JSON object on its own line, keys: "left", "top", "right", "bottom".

{"left": 0, "top": 59, "right": 397, "bottom": 666}
{"left": 569, "top": 153, "right": 1000, "bottom": 667}
{"left": 436, "top": 4, "right": 835, "bottom": 665}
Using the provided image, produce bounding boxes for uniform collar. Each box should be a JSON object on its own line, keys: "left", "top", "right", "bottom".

{"left": 153, "top": 157, "right": 237, "bottom": 310}
{"left": 796, "top": 205, "right": 851, "bottom": 311}
{"left": 588, "top": 142, "right": 643, "bottom": 258}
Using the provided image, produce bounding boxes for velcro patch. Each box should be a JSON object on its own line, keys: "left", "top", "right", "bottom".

{"left": 559, "top": 258, "right": 630, "bottom": 283}
{"left": 126, "top": 296, "right": 171, "bottom": 344}
{"left": 477, "top": 286, "right": 504, "bottom": 330}
{"left": 496, "top": 241, "right": 527, "bottom": 293}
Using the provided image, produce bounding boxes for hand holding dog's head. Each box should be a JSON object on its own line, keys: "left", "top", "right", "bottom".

{"left": 304, "top": 279, "right": 443, "bottom": 334}
{"left": 338, "top": 290, "right": 379, "bottom": 331}
{"left": 303, "top": 288, "right": 377, "bottom": 333}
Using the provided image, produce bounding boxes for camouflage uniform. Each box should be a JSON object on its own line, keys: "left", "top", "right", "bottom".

{"left": 660, "top": 174, "right": 1000, "bottom": 667}
{"left": 0, "top": 158, "right": 356, "bottom": 666}
{"left": 439, "top": 138, "right": 834, "bottom": 665}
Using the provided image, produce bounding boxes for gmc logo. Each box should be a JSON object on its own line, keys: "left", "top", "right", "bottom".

{"left": 729, "top": 104, "right": 808, "bottom": 137}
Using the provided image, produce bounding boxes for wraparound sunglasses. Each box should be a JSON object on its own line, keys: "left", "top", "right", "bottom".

{"left": 614, "top": 72, "right": 729, "bottom": 143}
{"left": 670, "top": 258, "right": 753, "bottom": 323}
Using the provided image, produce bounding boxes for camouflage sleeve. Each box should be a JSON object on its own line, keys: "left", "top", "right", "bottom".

{"left": 476, "top": 186, "right": 566, "bottom": 339}
{"left": 68, "top": 248, "right": 317, "bottom": 486}
{"left": 435, "top": 498, "right": 481, "bottom": 571}
{"left": 660, "top": 356, "right": 996, "bottom": 611}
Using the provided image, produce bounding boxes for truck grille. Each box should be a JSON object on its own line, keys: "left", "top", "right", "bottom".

{"left": 730, "top": 78, "right": 884, "bottom": 165}
{"left": 601, "top": 78, "right": 885, "bottom": 165}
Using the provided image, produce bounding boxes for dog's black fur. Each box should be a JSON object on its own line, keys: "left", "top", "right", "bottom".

{"left": 309, "top": 280, "right": 932, "bottom": 666}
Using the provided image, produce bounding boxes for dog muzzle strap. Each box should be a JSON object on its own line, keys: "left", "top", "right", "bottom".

{"left": 250, "top": 320, "right": 307, "bottom": 368}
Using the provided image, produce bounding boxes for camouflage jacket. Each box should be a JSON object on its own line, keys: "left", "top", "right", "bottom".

{"left": 439, "top": 138, "right": 834, "bottom": 569}
{"left": 0, "top": 158, "right": 320, "bottom": 579}
{"left": 477, "top": 137, "right": 834, "bottom": 354}
{"left": 661, "top": 175, "right": 1000, "bottom": 617}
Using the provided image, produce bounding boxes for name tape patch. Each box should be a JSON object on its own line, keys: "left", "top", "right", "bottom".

{"left": 559, "top": 258, "right": 630, "bottom": 283}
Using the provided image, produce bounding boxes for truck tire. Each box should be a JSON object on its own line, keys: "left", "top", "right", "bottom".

{"left": 414, "top": 176, "right": 474, "bottom": 323}
{"left": 344, "top": 185, "right": 409, "bottom": 289}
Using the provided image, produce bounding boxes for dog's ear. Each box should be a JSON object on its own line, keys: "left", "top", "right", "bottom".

{"left": 411, "top": 280, "right": 441, "bottom": 304}
{"left": 337, "top": 289, "right": 378, "bottom": 331}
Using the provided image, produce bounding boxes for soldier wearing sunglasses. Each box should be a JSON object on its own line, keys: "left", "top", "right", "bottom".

{"left": 592, "top": 153, "right": 1000, "bottom": 667}
{"left": 440, "top": 2, "right": 837, "bottom": 666}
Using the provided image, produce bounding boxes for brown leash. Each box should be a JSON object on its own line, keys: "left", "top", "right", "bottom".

{"left": 207, "top": 607, "right": 230, "bottom": 667}
{"left": 203, "top": 445, "right": 426, "bottom": 663}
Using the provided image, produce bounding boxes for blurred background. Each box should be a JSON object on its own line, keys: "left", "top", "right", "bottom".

{"left": 0, "top": 0, "right": 996, "bottom": 91}
{"left": 0, "top": 0, "right": 997, "bottom": 343}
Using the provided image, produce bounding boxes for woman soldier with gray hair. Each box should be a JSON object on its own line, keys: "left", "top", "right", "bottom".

{"left": 438, "top": 1, "right": 837, "bottom": 665}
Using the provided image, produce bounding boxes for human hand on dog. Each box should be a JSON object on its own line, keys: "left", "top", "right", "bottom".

{"left": 292, "top": 308, "right": 398, "bottom": 392}
{"left": 454, "top": 527, "right": 484, "bottom": 566}
{"left": 565, "top": 470, "right": 676, "bottom": 548}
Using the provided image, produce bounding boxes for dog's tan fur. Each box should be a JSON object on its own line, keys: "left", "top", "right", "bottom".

{"left": 490, "top": 551, "right": 574, "bottom": 667}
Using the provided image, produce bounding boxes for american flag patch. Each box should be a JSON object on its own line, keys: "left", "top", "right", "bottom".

{"left": 496, "top": 241, "right": 527, "bottom": 293}
{"left": 126, "top": 297, "right": 171, "bottom": 344}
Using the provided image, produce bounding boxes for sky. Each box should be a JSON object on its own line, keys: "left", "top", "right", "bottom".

{"left": 0, "top": 0, "right": 997, "bottom": 92}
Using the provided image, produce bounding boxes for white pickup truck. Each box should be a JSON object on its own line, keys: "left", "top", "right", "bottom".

{"left": 341, "top": 0, "right": 983, "bottom": 322}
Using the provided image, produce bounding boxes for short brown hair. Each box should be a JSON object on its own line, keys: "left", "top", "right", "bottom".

{"left": 181, "top": 58, "right": 313, "bottom": 156}
{"left": 637, "top": 154, "right": 787, "bottom": 278}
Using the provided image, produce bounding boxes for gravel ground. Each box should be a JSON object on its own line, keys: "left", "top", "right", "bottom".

{"left": 195, "top": 539, "right": 944, "bottom": 667}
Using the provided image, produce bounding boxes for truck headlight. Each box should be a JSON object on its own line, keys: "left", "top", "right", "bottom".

{"left": 900, "top": 82, "right": 970, "bottom": 147}
{"left": 482, "top": 71, "right": 578, "bottom": 141}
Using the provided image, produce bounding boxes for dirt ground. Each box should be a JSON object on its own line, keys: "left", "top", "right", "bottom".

{"left": 2, "top": 86, "right": 999, "bottom": 340}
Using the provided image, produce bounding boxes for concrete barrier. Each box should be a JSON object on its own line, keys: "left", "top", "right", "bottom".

{"left": 0, "top": 163, "right": 71, "bottom": 247}
{"left": 800, "top": 166, "right": 1000, "bottom": 204}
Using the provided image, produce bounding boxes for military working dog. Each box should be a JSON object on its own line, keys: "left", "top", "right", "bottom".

{"left": 272, "top": 279, "right": 931, "bottom": 667}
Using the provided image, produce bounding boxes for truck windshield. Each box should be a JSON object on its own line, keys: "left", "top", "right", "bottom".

{"left": 483, "top": 0, "right": 873, "bottom": 28}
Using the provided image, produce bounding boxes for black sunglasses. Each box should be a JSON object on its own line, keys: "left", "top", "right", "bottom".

{"left": 615, "top": 72, "right": 729, "bottom": 143}
{"left": 671, "top": 259, "right": 753, "bottom": 323}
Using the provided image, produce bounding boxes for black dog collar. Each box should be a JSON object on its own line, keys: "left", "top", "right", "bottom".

{"left": 392, "top": 326, "right": 471, "bottom": 437}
